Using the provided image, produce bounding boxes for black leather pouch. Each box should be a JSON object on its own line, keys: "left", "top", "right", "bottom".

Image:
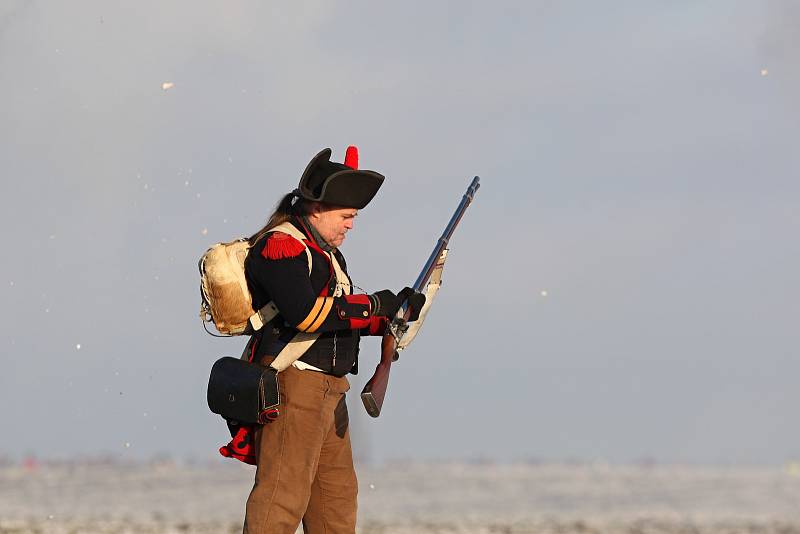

{"left": 207, "top": 356, "right": 280, "bottom": 424}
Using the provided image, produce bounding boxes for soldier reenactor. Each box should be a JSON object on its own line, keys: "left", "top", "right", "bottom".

{"left": 236, "top": 147, "right": 422, "bottom": 534}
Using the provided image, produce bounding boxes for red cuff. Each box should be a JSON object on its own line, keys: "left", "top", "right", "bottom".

{"left": 366, "top": 315, "right": 388, "bottom": 336}
{"left": 339, "top": 294, "right": 372, "bottom": 329}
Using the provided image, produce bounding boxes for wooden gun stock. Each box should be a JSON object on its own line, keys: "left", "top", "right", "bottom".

{"left": 360, "top": 332, "right": 398, "bottom": 417}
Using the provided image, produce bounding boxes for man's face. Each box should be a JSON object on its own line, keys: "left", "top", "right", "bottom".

{"left": 308, "top": 204, "right": 358, "bottom": 248}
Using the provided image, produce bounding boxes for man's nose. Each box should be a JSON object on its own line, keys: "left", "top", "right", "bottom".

{"left": 345, "top": 219, "right": 354, "bottom": 230}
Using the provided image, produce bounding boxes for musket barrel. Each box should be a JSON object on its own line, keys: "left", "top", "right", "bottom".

{"left": 412, "top": 176, "right": 480, "bottom": 292}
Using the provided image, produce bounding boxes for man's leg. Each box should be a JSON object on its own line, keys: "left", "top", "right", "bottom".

{"left": 302, "top": 379, "right": 358, "bottom": 534}
{"left": 243, "top": 367, "right": 329, "bottom": 534}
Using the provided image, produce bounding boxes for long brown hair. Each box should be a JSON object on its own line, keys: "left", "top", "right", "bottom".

{"left": 249, "top": 193, "right": 311, "bottom": 245}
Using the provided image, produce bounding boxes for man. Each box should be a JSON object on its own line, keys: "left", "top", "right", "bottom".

{"left": 237, "top": 147, "right": 422, "bottom": 534}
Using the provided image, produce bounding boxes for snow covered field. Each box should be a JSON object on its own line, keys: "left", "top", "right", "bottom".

{"left": 2, "top": 461, "right": 800, "bottom": 533}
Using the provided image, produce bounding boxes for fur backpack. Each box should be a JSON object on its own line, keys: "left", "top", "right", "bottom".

{"left": 198, "top": 223, "right": 311, "bottom": 336}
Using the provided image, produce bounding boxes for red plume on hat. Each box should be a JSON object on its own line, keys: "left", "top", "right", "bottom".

{"left": 344, "top": 145, "right": 358, "bottom": 169}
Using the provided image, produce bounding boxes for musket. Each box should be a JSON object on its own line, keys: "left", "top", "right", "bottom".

{"left": 361, "top": 176, "right": 481, "bottom": 417}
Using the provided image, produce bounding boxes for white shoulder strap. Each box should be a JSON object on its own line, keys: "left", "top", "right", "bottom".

{"left": 328, "top": 251, "right": 350, "bottom": 296}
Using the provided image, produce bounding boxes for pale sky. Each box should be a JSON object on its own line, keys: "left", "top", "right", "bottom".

{"left": 1, "top": 1, "right": 798, "bottom": 464}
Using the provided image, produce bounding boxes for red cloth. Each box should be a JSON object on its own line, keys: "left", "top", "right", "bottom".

{"left": 344, "top": 145, "right": 359, "bottom": 169}
{"left": 220, "top": 424, "right": 257, "bottom": 465}
{"left": 365, "top": 315, "right": 389, "bottom": 336}
{"left": 263, "top": 232, "right": 306, "bottom": 260}
{"left": 341, "top": 294, "right": 372, "bottom": 329}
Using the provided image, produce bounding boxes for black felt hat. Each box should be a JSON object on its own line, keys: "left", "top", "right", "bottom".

{"left": 296, "top": 148, "right": 384, "bottom": 209}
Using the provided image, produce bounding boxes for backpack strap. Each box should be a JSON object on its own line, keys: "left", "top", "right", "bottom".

{"left": 247, "top": 222, "right": 313, "bottom": 332}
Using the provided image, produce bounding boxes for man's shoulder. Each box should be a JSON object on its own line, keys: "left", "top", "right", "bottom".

{"left": 261, "top": 231, "right": 307, "bottom": 260}
{"left": 248, "top": 221, "right": 309, "bottom": 262}
{"left": 245, "top": 229, "right": 329, "bottom": 277}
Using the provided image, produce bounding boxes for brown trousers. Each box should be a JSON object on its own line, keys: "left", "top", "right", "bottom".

{"left": 243, "top": 364, "right": 357, "bottom": 534}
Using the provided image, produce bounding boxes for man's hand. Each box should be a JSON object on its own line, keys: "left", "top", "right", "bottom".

{"left": 398, "top": 287, "right": 426, "bottom": 322}
{"left": 369, "top": 287, "right": 426, "bottom": 320}
{"left": 368, "top": 289, "right": 401, "bottom": 317}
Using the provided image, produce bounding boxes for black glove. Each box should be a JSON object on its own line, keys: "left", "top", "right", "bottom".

{"left": 398, "top": 287, "right": 426, "bottom": 322}
{"left": 369, "top": 287, "right": 427, "bottom": 320}
{"left": 368, "top": 289, "right": 403, "bottom": 318}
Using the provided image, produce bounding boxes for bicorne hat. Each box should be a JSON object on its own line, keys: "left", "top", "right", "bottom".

{"left": 296, "top": 147, "right": 384, "bottom": 209}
